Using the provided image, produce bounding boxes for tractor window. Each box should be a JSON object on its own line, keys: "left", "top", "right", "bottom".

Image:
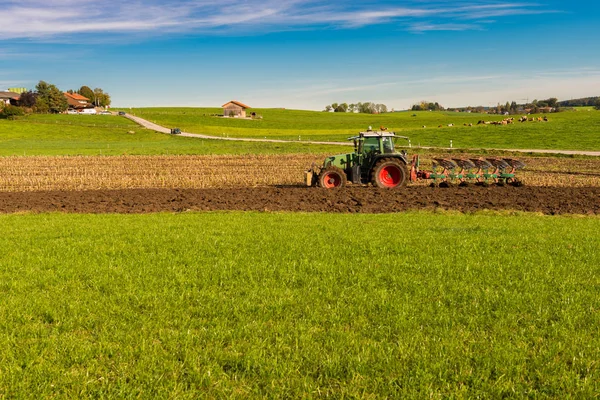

{"left": 382, "top": 137, "right": 394, "bottom": 153}
{"left": 363, "top": 137, "right": 379, "bottom": 153}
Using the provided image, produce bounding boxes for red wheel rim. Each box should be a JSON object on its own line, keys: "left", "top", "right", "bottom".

{"left": 379, "top": 165, "right": 401, "bottom": 187}
{"left": 323, "top": 172, "right": 341, "bottom": 188}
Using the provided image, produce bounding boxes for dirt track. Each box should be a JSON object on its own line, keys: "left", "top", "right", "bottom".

{"left": 0, "top": 186, "right": 598, "bottom": 215}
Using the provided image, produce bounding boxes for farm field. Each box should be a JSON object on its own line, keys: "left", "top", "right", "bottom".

{"left": 126, "top": 107, "right": 600, "bottom": 151}
{"left": 0, "top": 115, "right": 340, "bottom": 156}
{"left": 1, "top": 153, "right": 600, "bottom": 192}
{"left": 1, "top": 110, "right": 599, "bottom": 397}
{"left": 1, "top": 211, "right": 599, "bottom": 398}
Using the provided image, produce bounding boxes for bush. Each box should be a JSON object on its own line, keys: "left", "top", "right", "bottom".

{"left": 0, "top": 105, "right": 25, "bottom": 119}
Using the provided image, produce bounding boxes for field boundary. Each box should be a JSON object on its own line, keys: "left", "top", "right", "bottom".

{"left": 123, "top": 114, "right": 600, "bottom": 156}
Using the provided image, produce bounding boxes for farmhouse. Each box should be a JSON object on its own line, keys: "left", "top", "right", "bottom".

{"left": 0, "top": 91, "right": 20, "bottom": 106}
{"left": 64, "top": 92, "right": 95, "bottom": 113}
{"left": 222, "top": 100, "right": 250, "bottom": 118}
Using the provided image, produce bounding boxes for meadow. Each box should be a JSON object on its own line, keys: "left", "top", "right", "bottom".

{"left": 127, "top": 107, "right": 600, "bottom": 151}
{"left": 2, "top": 109, "right": 599, "bottom": 156}
{"left": 1, "top": 211, "right": 599, "bottom": 398}
{"left": 0, "top": 114, "right": 340, "bottom": 157}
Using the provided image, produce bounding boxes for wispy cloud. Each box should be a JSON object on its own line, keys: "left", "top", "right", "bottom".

{"left": 0, "top": 0, "right": 559, "bottom": 40}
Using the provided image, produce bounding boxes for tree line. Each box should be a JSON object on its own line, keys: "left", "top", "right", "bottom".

{"left": 453, "top": 97, "right": 565, "bottom": 114}
{"left": 558, "top": 96, "right": 600, "bottom": 109}
{"left": 324, "top": 102, "right": 388, "bottom": 114}
{"left": 1, "top": 80, "right": 111, "bottom": 118}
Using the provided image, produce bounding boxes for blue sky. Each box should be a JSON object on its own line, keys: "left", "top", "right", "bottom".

{"left": 1, "top": 0, "right": 599, "bottom": 110}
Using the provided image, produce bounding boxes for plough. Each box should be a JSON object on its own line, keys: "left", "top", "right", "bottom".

{"left": 410, "top": 155, "right": 525, "bottom": 186}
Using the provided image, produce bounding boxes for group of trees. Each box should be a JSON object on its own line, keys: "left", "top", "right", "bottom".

{"left": 1, "top": 81, "right": 111, "bottom": 118}
{"left": 411, "top": 101, "right": 444, "bottom": 111}
{"left": 454, "top": 97, "right": 564, "bottom": 114}
{"left": 324, "top": 102, "right": 388, "bottom": 114}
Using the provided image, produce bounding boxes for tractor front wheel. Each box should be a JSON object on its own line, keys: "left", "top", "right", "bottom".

{"left": 371, "top": 159, "right": 407, "bottom": 188}
{"left": 318, "top": 166, "right": 347, "bottom": 188}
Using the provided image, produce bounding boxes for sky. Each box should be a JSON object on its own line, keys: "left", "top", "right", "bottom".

{"left": 1, "top": 0, "right": 599, "bottom": 110}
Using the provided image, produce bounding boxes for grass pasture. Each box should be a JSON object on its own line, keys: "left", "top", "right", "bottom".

{"left": 1, "top": 108, "right": 599, "bottom": 156}
{"left": 1, "top": 211, "right": 599, "bottom": 397}
{"left": 127, "top": 107, "right": 600, "bottom": 151}
{"left": 0, "top": 114, "right": 340, "bottom": 157}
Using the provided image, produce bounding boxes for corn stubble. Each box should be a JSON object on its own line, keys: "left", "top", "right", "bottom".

{"left": 0, "top": 154, "right": 598, "bottom": 192}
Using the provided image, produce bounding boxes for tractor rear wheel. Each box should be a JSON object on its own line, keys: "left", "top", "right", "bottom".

{"left": 318, "top": 166, "right": 347, "bottom": 188}
{"left": 371, "top": 158, "right": 407, "bottom": 188}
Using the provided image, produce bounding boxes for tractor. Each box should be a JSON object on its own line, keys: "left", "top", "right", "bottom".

{"left": 305, "top": 130, "right": 410, "bottom": 188}
{"left": 305, "top": 130, "right": 525, "bottom": 188}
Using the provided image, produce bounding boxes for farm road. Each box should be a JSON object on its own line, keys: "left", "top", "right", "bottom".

{"left": 124, "top": 114, "right": 351, "bottom": 146}
{"left": 124, "top": 114, "right": 600, "bottom": 156}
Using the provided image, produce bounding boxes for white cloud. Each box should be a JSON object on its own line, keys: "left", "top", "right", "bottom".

{"left": 0, "top": 0, "right": 559, "bottom": 40}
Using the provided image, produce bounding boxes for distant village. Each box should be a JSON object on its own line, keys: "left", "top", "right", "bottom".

{"left": 0, "top": 82, "right": 111, "bottom": 118}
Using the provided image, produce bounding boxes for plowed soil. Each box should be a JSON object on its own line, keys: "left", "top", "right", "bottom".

{"left": 1, "top": 186, "right": 598, "bottom": 215}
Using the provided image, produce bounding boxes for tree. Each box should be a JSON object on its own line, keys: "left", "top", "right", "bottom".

{"left": 335, "top": 103, "right": 348, "bottom": 112}
{"left": 18, "top": 91, "right": 37, "bottom": 108}
{"left": 331, "top": 103, "right": 338, "bottom": 111}
{"left": 595, "top": 98, "right": 600, "bottom": 110}
{"left": 78, "top": 86, "right": 95, "bottom": 102}
{"left": 35, "top": 80, "right": 68, "bottom": 113}
{"left": 324, "top": 105, "right": 332, "bottom": 112}
{"left": 93, "top": 88, "right": 111, "bottom": 107}
{"left": 348, "top": 103, "right": 356, "bottom": 113}
{"left": 359, "top": 102, "right": 377, "bottom": 114}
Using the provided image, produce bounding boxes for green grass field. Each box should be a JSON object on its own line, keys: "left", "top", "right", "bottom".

{"left": 0, "top": 114, "right": 340, "bottom": 156}
{"left": 1, "top": 211, "right": 599, "bottom": 397}
{"left": 127, "top": 107, "right": 600, "bottom": 150}
{"left": 2, "top": 108, "right": 599, "bottom": 156}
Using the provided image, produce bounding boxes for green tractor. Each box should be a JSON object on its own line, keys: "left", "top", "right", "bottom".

{"left": 306, "top": 131, "right": 410, "bottom": 188}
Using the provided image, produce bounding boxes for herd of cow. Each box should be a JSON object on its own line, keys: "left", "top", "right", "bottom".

{"left": 426, "top": 115, "right": 549, "bottom": 128}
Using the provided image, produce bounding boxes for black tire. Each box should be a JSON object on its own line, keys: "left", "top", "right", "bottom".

{"left": 318, "top": 166, "right": 347, "bottom": 188}
{"left": 371, "top": 158, "right": 407, "bottom": 188}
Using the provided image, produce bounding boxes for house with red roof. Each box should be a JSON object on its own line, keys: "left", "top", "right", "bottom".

{"left": 64, "top": 92, "right": 95, "bottom": 113}
{"left": 222, "top": 100, "right": 251, "bottom": 118}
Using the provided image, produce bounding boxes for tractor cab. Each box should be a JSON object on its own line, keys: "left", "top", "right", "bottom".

{"left": 351, "top": 131, "right": 405, "bottom": 157}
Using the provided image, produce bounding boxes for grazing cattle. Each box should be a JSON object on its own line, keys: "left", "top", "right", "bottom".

{"left": 477, "top": 120, "right": 486, "bottom": 125}
{"left": 468, "top": 123, "right": 473, "bottom": 127}
{"left": 543, "top": 116, "right": 548, "bottom": 121}
{"left": 422, "top": 125, "right": 426, "bottom": 128}
{"left": 438, "top": 125, "right": 443, "bottom": 128}
{"left": 448, "top": 123, "right": 454, "bottom": 127}
{"left": 537, "top": 117, "right": 543, "bottom": 122}
{"left": 519, "top": 116, "right": 527, "bottom": 122}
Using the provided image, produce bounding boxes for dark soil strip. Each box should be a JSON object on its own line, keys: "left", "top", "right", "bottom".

{"left": 0, "top": 186, "right": 599, "bottom": 215}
